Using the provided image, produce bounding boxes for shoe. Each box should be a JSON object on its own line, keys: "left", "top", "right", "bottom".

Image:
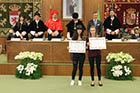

{"left": 78, "top": 81, "right": 82, "bottom": 86}
{"left": 90, "top": 83, "right": 95, "bottom": 87}
{"left": 70, "top": 80, "right": 75, "bottom": 86}
{"left": 98, "top": 83, "right": 103, "bottom": 86}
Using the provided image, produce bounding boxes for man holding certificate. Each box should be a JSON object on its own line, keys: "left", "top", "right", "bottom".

{"left": 87, "top": 26, "right": 104, "bottom": 87}
{"left": 69, "top": 25, "right": 86, "bottom": 86}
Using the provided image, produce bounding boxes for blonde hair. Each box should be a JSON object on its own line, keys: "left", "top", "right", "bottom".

{"left": 89, "top": 26, "right": 97, "bottom": 37}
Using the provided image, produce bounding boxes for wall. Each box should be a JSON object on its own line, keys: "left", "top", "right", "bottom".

{"left": 42, "top": 0, "right": 104, "bottom": 37}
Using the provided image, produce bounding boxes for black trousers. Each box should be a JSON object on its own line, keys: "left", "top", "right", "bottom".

{"left": 72, "top": 53, "right": 85, "bottom": 80}
{"left": 88, "top": 55, "right": 101, "bottom": 81}
{"left": 106, "top": 34, "right": 118, "bottom": 40}
{"left": 48, "top": 33, "right": 61, "bottom": 40}
{"left": 31, "top": 34, "right": 44, "bottom": 39}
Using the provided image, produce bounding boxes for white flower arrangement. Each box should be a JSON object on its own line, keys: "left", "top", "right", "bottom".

{"left": 16, "top": 65, "right": 24, "bottom": 74}
{"left": 106, "top": 52, "right": 134, "bottom": 64}
{"left": 111, "top": 65, "right": 123, "bottom": 77}
{"left": 16, "top": 63, "right": 38, "bottom": 76}
{"left": 111, "top": 65, "right": 132, "bottom": 77}
{"left": 106, "top": 52, "right": 134, "bottom": 80}
{"left": 25, "top": 63, "right": 38, "bottom": 76}
{"left": 15, "top": 52, "right": 43, "bottom": 79}
{"left": 15, "top": 51, "right": 43, "bottom": 61}
{"left": 124, "top": 66, "right": 132, "bottom": 76}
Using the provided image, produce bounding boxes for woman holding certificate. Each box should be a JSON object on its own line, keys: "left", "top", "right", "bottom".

{"left": 70, "top": 25, "right": 86, "bottom": 86}
{"left": 87, "top": 26, "right": 103, "bottom": 87}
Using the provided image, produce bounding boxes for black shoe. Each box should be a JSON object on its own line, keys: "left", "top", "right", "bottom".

{"left": 90, "top": 83, "right": 95, "bottom": 87}
{"left": 98, "top": 83, "right": 103, "bottom": 86}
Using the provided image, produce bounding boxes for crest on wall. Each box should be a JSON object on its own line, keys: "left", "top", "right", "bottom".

{"left": 125, "top": 8, "right": 136, "bottom": 25}
{"left": 0, "top": 0, "right": 42, "bottom": 37}
{"left": 9, "top": 5, "right": 21, "bottom": 26}
{"left": 104, "top": 1, "right": 140, "bottom": 28}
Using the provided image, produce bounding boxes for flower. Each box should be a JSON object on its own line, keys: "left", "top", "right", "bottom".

{"left": 124, "top": 66, "right": 131, "bottom": 76}
{"left": 15, "top": 52, "right": 43, "bottom": 61}
{"left": 16, "top": 65, "right": 24, "bottom": 74}
{"left": 111, "top": 65, "right": 123, "bottom": 77}
{"left": 24, "top": 63, "right": 38, "bottom": 76}
{"left": 106, "top": 52, "right": 134, "bottom": 64}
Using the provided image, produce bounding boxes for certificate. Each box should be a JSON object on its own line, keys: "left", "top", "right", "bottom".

{"left": 69, "top": 40, "right": 86, "bottom": 53}
{"left": 89, "top": 37, "right": 106, "bottom": 50}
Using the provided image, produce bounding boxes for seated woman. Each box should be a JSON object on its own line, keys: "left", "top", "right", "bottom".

{"left": 119, "top": 25, "right": 131, "bottom": 40}
{"left": 132, "top": 26, "right": 140, "bottom": 39}
{"left": 13, "top": 13, "right": 29, "bottom": 40}
{"left": 45, "top": 9, "right": 63, "bottom": 40}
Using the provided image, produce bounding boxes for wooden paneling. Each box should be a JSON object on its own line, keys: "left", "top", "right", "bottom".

{"left": 0, "top": 64, "right": 140, "bottom": 76}
{"left": 42, "top": 0, "right": 104, "bottom": 37}
{"left": 0, "top": 37, "right": 6, "bottom": 53}
{"left": 6, "top": 41, "right": 140, "bottom": 64}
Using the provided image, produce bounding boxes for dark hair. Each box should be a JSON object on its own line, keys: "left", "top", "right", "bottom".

{"left": 72, "top": 12, "right": 79, "bottom": 19}
{"left": 72, "top": 25, "right": 84, "bottom": 40}
{"left": 109, "top": 8, "right": 115, "bottom": 12}
{"left": 17, "top": 13, "right": 26, "bottom": 28}
{"left": 19, "top": 13, "right": 25, "bottom": 19}
{"left": 123, "top": 25, "right": 129, "bottom": 30}
{"left": 34, "top": 11, "right": 41, "bottom": 17}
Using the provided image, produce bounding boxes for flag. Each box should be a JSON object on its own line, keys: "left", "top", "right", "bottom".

{"left": 97, "top": 8, "right": 101, "bottom": 21}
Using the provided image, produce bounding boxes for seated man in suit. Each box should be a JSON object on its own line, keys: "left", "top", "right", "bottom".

{"left": 87, "top": 11, "right": 103, "bottom": 37}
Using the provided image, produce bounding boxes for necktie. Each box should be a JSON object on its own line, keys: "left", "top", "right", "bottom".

{"left": 94, "top": 20, "right": 97, "bottom": 26}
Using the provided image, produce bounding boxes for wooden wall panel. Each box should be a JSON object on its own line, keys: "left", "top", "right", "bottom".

{"left": 0, "top": 64, "right": 140, "bottom": 76}
{"left": 0, "top": 37, "right": 6, "bottom": 53}
{"left": 6, "top": 41, "right": 140, "bottom": 64}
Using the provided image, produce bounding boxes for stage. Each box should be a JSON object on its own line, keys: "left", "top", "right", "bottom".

{"left": 0, "top": 40, "right": 140, "bottom": 76}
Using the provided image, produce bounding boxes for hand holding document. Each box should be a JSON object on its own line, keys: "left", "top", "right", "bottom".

{"left": 89, "top": 37, "right": 106, "bottom": 50}
{"left": 69, "top": 40, "right": 86, "bottom": 53}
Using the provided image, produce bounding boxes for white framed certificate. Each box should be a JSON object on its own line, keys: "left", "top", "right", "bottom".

{"left": 69, "top": 40, "right": 86, "bottom": 53}
{"left": 89, "top": 37, "right": 106, "bottom": 50}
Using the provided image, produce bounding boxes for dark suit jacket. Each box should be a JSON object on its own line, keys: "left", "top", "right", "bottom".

{"left": 13, "top": 21, "right": 29, "bottom": 39}
{"left": 29, "top": 20, "right": 48, "bottom": 38}
{"left": 132, "top": 34, "right": 140, "bottom": 39}
{"left": 66, "top": 20, "right": 86, "bottom": 37}
{"left": 87, "top": 19, "right": 103, "bottom": 37}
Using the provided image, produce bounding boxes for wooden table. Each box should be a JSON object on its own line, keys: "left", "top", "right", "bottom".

{"left": 6, "top": 40, "right": 140, "bottom": 64}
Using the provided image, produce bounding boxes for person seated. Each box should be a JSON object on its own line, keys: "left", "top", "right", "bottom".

{"left": 11, "top": 13, "right": 29, "bottom": 40}
{"left": 45, "top": 9, "right": 63, "bottom": 40}
{"left": 29, "top": 12, "right": 48, "bottom": 39}
{"left": 119, "top": 25, "right": 131, "bottom": 40}
{"left": 66, "top": 12, "right": 85, "bottom": 40}
{"left": 7, "top": 29, "right": 16, "bottom": 40}
{"left": 132, "top": 26, "right": 140, "bottom": 39}
{"left": 103, "top": 8, "right": 121, "bottom": 40}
